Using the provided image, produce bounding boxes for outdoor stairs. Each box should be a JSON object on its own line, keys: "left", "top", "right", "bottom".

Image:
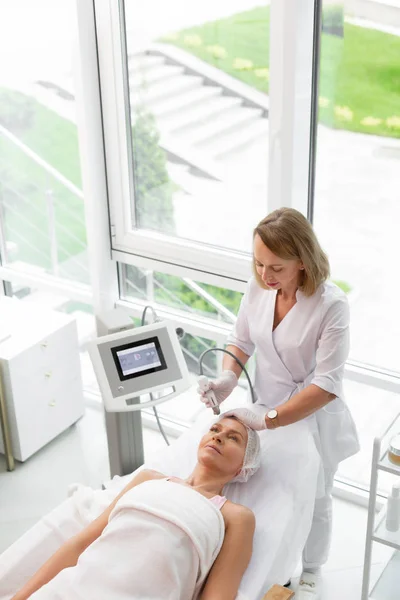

{"left": 34, "top": 47, "right": 268, "bottom": 194}
{"left": 128, "top": 50, "right": 268, "bottom": 170}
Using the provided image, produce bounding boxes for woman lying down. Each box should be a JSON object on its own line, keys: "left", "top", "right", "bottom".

{"left": 12, "top": 414, "right": 261, "bottom": 600}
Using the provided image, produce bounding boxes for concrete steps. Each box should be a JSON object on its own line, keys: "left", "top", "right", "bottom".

{"left": 158, "top": 95, "right": 243, "bottom": 133}
{"left": 128, "top": 50, "right": 268, "bottom": 171}
{"left": 130, "top": 64, "right": 185, "bottom": 89}
{"left": 128, "top": 54, "right": 166, "bottom": 72}
{"left": 209, "top": 119, "right": 268, "bottom": 160}
{"left": 186, "top": 106, "right": 263, "bottom": 147}
{"left": 130, "top": 73, "right": 205, "bottom": 106}
{"left": 150, "top": 85, "right": 223, "bottom": 119}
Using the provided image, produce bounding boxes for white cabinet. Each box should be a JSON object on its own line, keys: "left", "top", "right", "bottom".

{"left": 0, "top": 297, "right": 84, "bottom": 462}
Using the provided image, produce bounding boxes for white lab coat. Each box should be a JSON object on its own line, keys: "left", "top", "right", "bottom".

{"left": 227, "top": 277, "right": 360, "bottom": 471}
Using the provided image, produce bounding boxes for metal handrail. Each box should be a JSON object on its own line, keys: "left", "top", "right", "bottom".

{"left": 153, "top": 277, "right": 196, "bottom": 313}
{"left": 0, "top": 124, "right": 89, "bottom": 277}
{"left": 1, "top": 182, "right": 47, "bottom": 219}
{"left": 182, "top": 278, "right": 236, "bottom": 323}
{"left": 1, "top": 199, "right": 50, "bottom": 245}
{"left": 0, "top": 124, "right": 84, "bottom": 199}
{"left": 123, "top": 266, "right": 238, "bottom": 324}
{"left": 3, "top": 222, "right": 50, "bottom": 264}
{"left": 0, "top": 165, "right": 85, "bottom": 229}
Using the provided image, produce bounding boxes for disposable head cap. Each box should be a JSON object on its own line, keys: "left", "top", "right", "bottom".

{"left": 218, "top": 414, "right": 261, "bottom": 483}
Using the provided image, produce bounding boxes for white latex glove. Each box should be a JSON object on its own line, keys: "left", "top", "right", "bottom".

{"left": 222, "top": 406, "right": 267, "bottom": 431}
{"left": 197, "top": 370, "right": 238, "bottom": 408}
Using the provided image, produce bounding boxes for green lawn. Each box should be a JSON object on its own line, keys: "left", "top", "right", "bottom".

{"left": 165, "top": 6, "right": 400, "bottom": 138}
{"left": 0, "top": 92, "right": 86, "bottom": 272}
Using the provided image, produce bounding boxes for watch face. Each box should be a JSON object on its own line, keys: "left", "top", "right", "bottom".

{"left": 268, "top": 409, "right": 278, "bottom": 419}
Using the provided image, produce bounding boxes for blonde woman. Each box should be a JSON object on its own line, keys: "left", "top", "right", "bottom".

{"left": 199, "top": 207, "right": 359, "bottom": 599}
{"left": 11, "top": 416, "right": 260, "bottom": 600}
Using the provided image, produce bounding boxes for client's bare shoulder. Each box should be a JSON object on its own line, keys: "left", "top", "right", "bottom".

{"left": 120, "top": 469, "right": 167, "bottom": 495}
{"left": 132, "top": 469, "right": 167, "bottom": 484}
{"left": 222, "top": 501, "right": 255, "bottom": 532}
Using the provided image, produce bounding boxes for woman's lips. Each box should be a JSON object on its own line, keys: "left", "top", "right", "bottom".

{"left": 206, "top": 444, "right": 222, "bottom": 455}
{"left": 267, "top": 282, "right": 278, "bottom": 287}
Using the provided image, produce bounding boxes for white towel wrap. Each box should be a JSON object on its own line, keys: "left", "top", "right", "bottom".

{"left": 29, "top": 479, "right": 225, "bottom": 600}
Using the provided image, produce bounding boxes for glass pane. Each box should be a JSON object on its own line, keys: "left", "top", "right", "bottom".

{"left": 0, "top": 3, "right": 90, "bottom": 285}
{"left": 124, "top": 1, "right": 270, "bottom": 253}
{"left": 120, "top": 263, "right": 243, "bottom": 323}
{"left": 313, "top": 2, "right": 400, "bottom": 372}
{"left": 339, "top": 379, "right": 400, "bottom": 493}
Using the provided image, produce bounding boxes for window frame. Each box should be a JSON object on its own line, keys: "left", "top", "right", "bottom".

{"left": 93, "top": 0, "right": 318, "bottom": 285}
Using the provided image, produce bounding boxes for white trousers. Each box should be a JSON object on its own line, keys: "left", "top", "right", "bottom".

{"left": 302, "top": 469, "right": 336, "bottom": 570}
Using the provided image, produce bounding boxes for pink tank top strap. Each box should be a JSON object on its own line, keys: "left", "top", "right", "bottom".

{"left": 210, "top": 495, "right": 228, "bottom": 510}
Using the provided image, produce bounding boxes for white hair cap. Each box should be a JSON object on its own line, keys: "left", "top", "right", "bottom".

{"left": 217, "top": 415, "right": 261, "bottom": 483}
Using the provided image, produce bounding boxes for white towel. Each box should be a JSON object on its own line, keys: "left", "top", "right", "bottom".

{"left": 30, "top": 479, "right": 225, "bottom": 600}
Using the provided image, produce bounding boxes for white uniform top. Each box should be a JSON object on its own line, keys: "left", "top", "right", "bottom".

{"left": 227, "top": 277, "right": 360, "bottom": 469}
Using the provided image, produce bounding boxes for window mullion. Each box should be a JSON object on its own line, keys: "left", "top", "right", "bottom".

{"left": 268, "top": 0, "right": 316, "bottom": 217}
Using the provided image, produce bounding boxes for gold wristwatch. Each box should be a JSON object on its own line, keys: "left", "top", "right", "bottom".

{"left": 266, "top": 409, "right": 280, "bottom": 428}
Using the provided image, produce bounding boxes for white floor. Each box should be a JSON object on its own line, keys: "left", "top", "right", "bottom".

{"left": 0, "top": 406, "right": 391, "bottom": 599}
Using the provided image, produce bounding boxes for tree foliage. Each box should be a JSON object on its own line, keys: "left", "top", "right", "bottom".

{"left": 131, "top": 108, "right": 175, "bottom": 233}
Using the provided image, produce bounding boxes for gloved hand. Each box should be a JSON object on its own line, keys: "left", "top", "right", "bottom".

{"left": 197, "top": 370, "right": 238, "bottom": 408}
{"left": 222, "top": 406, "right": 268, "bottom": 431}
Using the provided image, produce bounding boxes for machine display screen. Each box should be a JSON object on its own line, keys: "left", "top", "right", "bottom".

{"left": 111, "top": 336, "right": 167, "bottom": 381}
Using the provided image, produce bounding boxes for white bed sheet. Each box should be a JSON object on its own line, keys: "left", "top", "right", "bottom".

{"left": 0, "top": 412, "right": 320, "bottom": 600}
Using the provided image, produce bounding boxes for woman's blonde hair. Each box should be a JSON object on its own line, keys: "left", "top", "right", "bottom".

{"left": 253, "top": 207, "right": 330, "bottom": 296}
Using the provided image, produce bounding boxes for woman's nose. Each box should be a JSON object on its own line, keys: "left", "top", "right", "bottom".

{"left": 212, "top": 435, "right": 222, "bottom": 444}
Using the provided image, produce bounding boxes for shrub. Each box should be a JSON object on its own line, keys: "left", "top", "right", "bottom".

{"left": 131, "top": 108, "right": 175, "bottom": 233}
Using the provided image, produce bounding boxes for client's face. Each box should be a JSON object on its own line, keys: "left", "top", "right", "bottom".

{"left": 198, "top": 417, "right": 248, "bottom": 480}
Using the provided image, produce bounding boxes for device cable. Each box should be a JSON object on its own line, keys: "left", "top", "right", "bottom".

{"left": 141, "top": 309, "right": 256, "bottom": 446}
{"left": 199, "top": 347, "right": 256, "bottom": 404}
{"left": 141, "top": 306, "right": 170, "bottom": 446}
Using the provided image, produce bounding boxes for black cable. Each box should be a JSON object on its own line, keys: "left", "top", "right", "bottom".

{"left": 152, "top": 400, "right": 170, "bottom": 446}
{"left": 199, "top": 347, "right": 256, "bottom": 404}
{"left": 141, "top": 305, "right": 170, "bottom": 446}
{"left": 141, "top": 305, "right": 158, "bottom": 326}
{"left": 140, "top": 307, "right": 256, "bottom": 443}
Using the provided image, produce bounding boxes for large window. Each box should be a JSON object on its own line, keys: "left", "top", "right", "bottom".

{"left": 124, "top": 0, "right": 270, "bottom": 252}
{"left": 96, "top": 0, "right": 289, "bottom": 281}
{"left": 311, "top": 2, "right": 400, "bottom": 492}
{"left": 313, "top": 1, "right": 400, "bottom": 374}
{"left": 0, "top": 2, "right": 95, "bottom": 404}
{"left": 0, "top": 1, "right": 90, "bottom": 287}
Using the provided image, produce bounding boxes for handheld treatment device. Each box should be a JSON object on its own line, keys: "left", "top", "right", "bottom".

{"left": 197, "top": 375, "right": 220, "bottom": 415}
